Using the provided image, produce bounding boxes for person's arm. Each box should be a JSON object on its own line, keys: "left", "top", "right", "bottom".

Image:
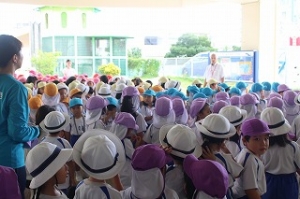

{"left": 245, "top": 189, "right": 261, "bottom": 199}
{"left": 7, "top": 83, "right": 39, "bottom": 142}
{"left": 220, "top": 77, "right": 225, "bottom": 83}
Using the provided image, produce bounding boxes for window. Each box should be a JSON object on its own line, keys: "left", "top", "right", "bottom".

{"left": 61, "top": 12, "right": 67, "bottom": 28}
{"left": 82, "top": 13, "right": 87, "bottom": 28}
{"left": 42, "top": 37, "right": 53, "bottom": 52}
{"left": 95, "top": 38, "right": 110, "bottom": 56}
{"left": 78, "top": 59, "right": 93, "bottom": 77}
{"left": 54, "top": 36, "right": 75, "bottom": 56}
{"left": 45, "top": 13, "right": 49, "bottom": 29}
{"left": 77, "top": 37, "right": 92, "bottom": 56}
{"left": 144, "top": 36, "right": 158, "bottom": 45}
{"left": 112, "top": 38, "right": 126, "bottom": 56}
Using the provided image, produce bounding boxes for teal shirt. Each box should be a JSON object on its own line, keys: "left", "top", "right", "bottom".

{"left": 0, "top": 74, "right": 39, "bottom": 168}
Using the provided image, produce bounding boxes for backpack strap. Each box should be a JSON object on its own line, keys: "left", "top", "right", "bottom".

{"left": 121, "top": 139, "right": 132, "bottom": 160}
{"left": 100, "top": 186, "right": 110, "bottom": 199}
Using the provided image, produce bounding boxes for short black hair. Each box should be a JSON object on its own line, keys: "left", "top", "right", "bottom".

{"left": 26, "top": 76, "right": 38, "bottom": 84}
{"left": 0, "top": 35, "right": 22, "bottom": 68}
{"left": 66, "top": 59, "right": 71, "bottom": 62}
{"left": 88, "top": 87, "right": 94, "bottom": 95}
{"left": 100, "top": 75, "right": 109, "bottom": 84}
{"left": 269, "top": 134, "right": 290, "bottom": 147}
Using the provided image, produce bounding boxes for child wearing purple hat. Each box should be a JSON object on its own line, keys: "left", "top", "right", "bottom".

{"left": 85, "top": 96, "right": 107, "bottom": 130}
{"left": 232, "top": 118, "right": 270, "bottom": 199}
{"left": 143, "top": 97, "right": 176, "bottom": 144}
{"left": 188, "top": 98, "right": 211, "bottom": 132}
{"left": 282, "top": 90, "right": 299, "bottom": 125}
{"left": 240, "top": 94, "right": 258, "bottom": 121}
{"left": 121, "top": 144, "right": 179, "bottom": 199}
{"left": 172, "top": 98, "right": 188, "bottom": 125}
{"left": 109, "top": 112, "right": 139, "bottom": 189}
{"left": 183, "top": 155, "right": 229, "bottom": 199}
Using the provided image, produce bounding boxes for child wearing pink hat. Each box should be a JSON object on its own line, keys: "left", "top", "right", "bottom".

{"left": 233, "top": 118, "right": 271, "bottom": 199}
{"left": 109, "top": 112, "right": 139, "bottom": 189}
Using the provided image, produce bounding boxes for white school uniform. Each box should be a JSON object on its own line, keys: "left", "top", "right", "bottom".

{"left": 284, "top": 103, "right": 299, "bottom": 125}
{"left": 57, "top": 102, "right": 69, "bottom": 115}
{"left": 41, "top": 136, "right": 72, "bottom": 190}
{"left": 291, "top": 115, "right": 300, "bottom": 140}
{"left": 74, "top": 179, "right": 122, "bottom": 199}
{"left": 232, "top": 148, "right": 267, "bottom": 198}
{"left": 193, "top": 191, "right": 227, "bottom": 199}
{"left": 119, "top": 138, "right": 134, "bottom": 189}
{"left": 139, "top": 104, "right": 154, "bottom": 125}
{"left": 165, "top": 164, "right": 187, "bottom": 199}
{"left": 135, "top": 112, "right": 147, "bottom": 134}
{"left": 86, "top": 119, "right": 106, "bottom": 130}
{"left": 214, "top": 152, "right": 243, "bottom": 188}
{"left": 39, "top": 190, "right": 68, "bottom": 199}
{"left": 225, "top": 140, "right": 241, "bottom": 158}
{"left": 262, "top": 141, "right": 300, "bottom": 174}
{"left": 65, "top": 116, "right": 86, "bottom": 136}
{"left": 121, "top": 186, "right": 179, "bottom": 199}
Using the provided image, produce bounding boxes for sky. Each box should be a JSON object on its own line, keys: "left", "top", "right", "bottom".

{"left": 0, "top": 2, "right": 242, "bottom": 49}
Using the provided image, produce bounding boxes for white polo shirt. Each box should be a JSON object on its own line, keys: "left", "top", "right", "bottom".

{"left": 204, "top": 63, "right": 224, "bottom": 82}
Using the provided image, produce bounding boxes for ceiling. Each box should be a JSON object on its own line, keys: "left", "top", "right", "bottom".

{"left": 0, "top": 0, "right": 259, "bottom": 7}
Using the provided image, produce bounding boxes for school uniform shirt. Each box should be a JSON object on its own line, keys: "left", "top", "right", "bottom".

{"left": 39, "top": 191, "right": 68, "bottom": 199}
{"left": 214, "top": 152, "right": 243, "bottom": 188}
{"left": 232, "top": 148, "right": 266, "bottom": 198}
{"left": 57, "top": 102, "right": 69, "bottom": 115}
{"left": 121, "top": 186, "right": 179, "bottom": 199}
{"left": 284, "top": 103, "right": 299, "bottom": 125}
{"left": 139, "top": 104, "right": 154, "bottom": 125}
{"left": 262, "top": 141, "right": 300, "bottom": 174}
{"left": 225, "top": 140, "right": 241, "bottom": 158}
{"left": 135, "top": 112, "right": 147, "bottom": 134}
{"left": 65, "top": 116, "right": 86, "bottom": 136}
{"left": 165, "top": 164, "right": 187, "bottom": 199}
{"left": 204, "top": 63, "right": 224, "bottom": 83}
{"left": 74, "top": 179, "right": 122, "bottom": 199}
{"left": 291, "top": 115, "right": 300, "bottom": 140}
{"left": 193, "top": 191, "right": 227, "bottom": 199}
{"left": 41, "top": 136, "right": 72, "bottom": 190}
{"left": 86, "top": 119, "right": 106, "bottom": 130}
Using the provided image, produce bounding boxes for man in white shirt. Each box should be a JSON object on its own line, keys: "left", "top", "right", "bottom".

{"left": 203, "top": 53, "right": 224, "bottom": 87}
{"left": 62, "top": 59, "right": 76, "bottom": 78}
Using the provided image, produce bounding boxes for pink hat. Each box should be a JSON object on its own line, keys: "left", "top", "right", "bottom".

{"left": 183, "top": 155, "right": 228, "bottom": 198}
{"left": 277, "top": 84, "right": 290, "bottom": 93}
{"left": 114, "top": 112, "right": 139, "bottom": 130}
{"left": 122, "top": 86, "right": 139, "bottom": 97}
{"left": 172, "top": 98, "right": 185, "bottom": 117}
{"left": 155, "top": 97, "right": 172, "bottom": 117}
{"left": 190, "top": 99, "right": 207, "bottom": 118}
{"left": 215, "top": 92, "right": 229, "bottom": 102}
{"left": 131, "top": 144, "right": 167, "bottom": 171}
{"left": 86, "top": 96, "right": 108, "bottom": 111}
{"left": 283, "top": 90, "right": 297, "bottom": 106}
{"left": 240, "top": 93, "right": 258, "bottom": 105}
{"left": 93, "top": 78, "right": 100, "bottom": 84}
{"left": 0, "top": 166, "right": 21, "bottom": 198}
{"left": 18, "top": 76, "right": 26, "bottom": 83}
{"left": 230, "top": 96, "right": 240, "bottom": 106}
{"left": 241, "top": 118, "right": 271, "bottom": 136}
{"left": 212, "top": 100, "right": 228, "bottom": 113}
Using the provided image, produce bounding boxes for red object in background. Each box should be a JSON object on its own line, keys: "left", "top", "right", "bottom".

{"left": 289, "top": 37, "right": 300, "bottom": 46}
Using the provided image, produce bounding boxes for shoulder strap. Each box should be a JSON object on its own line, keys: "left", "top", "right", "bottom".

{"left": 100, "top": 186, "right": 111, "bottom": 199}
{"left": 57, "top": 138, "right": 66, "bottom": 148}
{"left": 288, "top": 142, "right": 299, "bottom": 169}
{"left": 76, "top": 180, "right": 84, "bottom": 189}
{"left": 166, "top": 164, "right": 176, "bottom": 174}
{"left": 121, "top": 139, "right": 132, "bottom": 160}
{"left": 215, "top": 153, "right": 229, "bottom": 173}
{"left": 242, "top": 152, "right": 251, "bottom": 167}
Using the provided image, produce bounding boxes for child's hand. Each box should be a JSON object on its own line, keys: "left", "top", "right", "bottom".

{"left": 202, "top": 146, "right": 216, "bottom": 160}
{"left": 221, "top": 142, "right": 231, "bottom": 154}
{"left": 161, "top": 145, "right": 172, "bottom": 154}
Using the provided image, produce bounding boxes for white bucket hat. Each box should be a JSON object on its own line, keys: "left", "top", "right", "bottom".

{"left": 39, "top": 111, "right": 70, "bottom": 133}
{"left": 165, "top": 80, "right": 181, "bottom": 90}
{"left": 73, "top": 129, "right": 125, "bottom": 180}
{"left": 76, "top": 83, "right": 89, "bottom": 96}
{"left": 219, "top": 105, "right": 247, "bottom": 126}
{"left": 26, "top": 142, "right": 72, "bottom": 189}
{"left": 195, "top": 114, "right": 236, "bottom": 139}
{"left": 57, "top": 82, "right": 69, "bottom": 93}
{"left": 98, "top": 84, "right": 111, "bottom": 98}
{"left": 159, "top": 124, "right": 202, "bottom": 158}
{"left": 260, "top": 107, "right": 291, "bottom": 136}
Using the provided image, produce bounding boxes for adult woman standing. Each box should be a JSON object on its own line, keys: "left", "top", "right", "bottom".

{"left": 0, "top": 35, "right": 39, "bottom": 199}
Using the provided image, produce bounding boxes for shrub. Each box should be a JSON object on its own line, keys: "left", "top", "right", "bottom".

{"left": 98, "top": 62, "right": 121, "bottom": 75}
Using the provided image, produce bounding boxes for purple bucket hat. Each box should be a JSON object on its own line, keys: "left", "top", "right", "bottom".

{"left": 283, "top": 90, "right": 297, "bottom": 106}
{"left": 190, "top": 98, "right": 207, "bottom": 118}
{"left": 183, "top": 155, "right": 228, "bottom": 198}
{"left": 241, "top": 118, "right": 271, "bottom": 136}
{"left": 267, "top": 92, "right": 282, "bottom": 100}
{"left": 215, "top": 91, "right": 229, "bottom": 102}
{"left": 86, "top": 96, "right": 108, "bottom": 110}
{"left": 0, "top": 166, "right": 21, "bottom": 199}
{"left": 277, "top": 84, "right": 290, "bottom": 93}
{"left": 172, "top": 98, "right": 185, "bottom": 117}
{"left": 155, "top": 97, "right": 172, "bottom": 117}
{"left": 267, "top": 96, "right": 284, "bottom": 109}
{"left": 240, "top": 93, "right": 258, "bottom": 105}
{"left": 131, "top": 144, "right": 167, "bottom": 171}
{"left": 114, "top": 112, "right": 139, "bottom": 130}
{"left": 212, "top": 100, "right": 228, "bottom": 113}
{"left": 230, "top": 96, "right": 240, "bottom": 106}
{"left": 122, "top": 86, "right": 139, "bottom": 97}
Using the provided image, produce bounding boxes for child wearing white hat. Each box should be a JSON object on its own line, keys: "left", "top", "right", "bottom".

{"left": 159, "top": 124, "right": 202, "bottom": 199}
{"left": 219, "top": 106, "right": 247, "bottom": 157}
{"left": 109, "top": 112, "right": 139, "bottom": 189}
{"left": 57, "top": 82, "right": 70, "bottom": 115}
{"left": 26, "top": 142, "right": 72, "bottom": 199}
{"left": 73, "top": 129, "right": 125, "bottom": 199}
{"left": 260, "top": 107, "right": 300, "bottom": 199}
{"left": 39, "top": 111, "right": 75, "bottom": 194}
{"left": 196, "top": 114, "right": 243, "bottom": 199}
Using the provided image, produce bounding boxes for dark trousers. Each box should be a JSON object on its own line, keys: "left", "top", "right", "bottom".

{"left": 15, "top": 166, "right": 26, "bottom": 199}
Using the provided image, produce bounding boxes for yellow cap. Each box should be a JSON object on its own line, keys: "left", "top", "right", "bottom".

{"left": 44, "top": 83, "right": 58, "bottom": 97}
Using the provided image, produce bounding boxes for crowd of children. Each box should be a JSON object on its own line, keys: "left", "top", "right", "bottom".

{"left": 4, "top": 71, "right": 300, "bottom": 199}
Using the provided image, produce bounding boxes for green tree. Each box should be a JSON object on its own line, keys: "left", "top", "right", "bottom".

{"left": 165, "top": 34, "right": 216, "bottom": 58}
{"left": 128, "top": 47, "right": 142, "bottom": 58}
{"left": 232, "top": 45, "right": 241, "bottom": 51}
{"left": 31, "top": 51, "right": 61, "bottom": 75}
